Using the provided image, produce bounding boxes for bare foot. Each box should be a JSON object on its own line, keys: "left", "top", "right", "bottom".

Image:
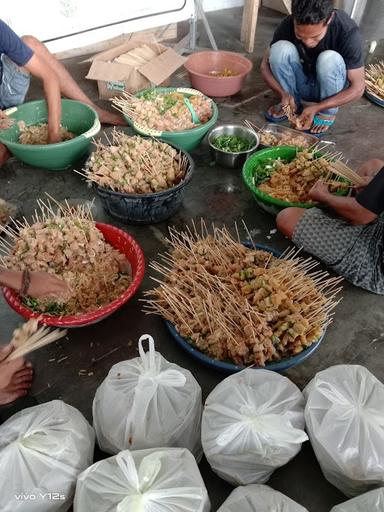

{"left": 0, "top": 143, "right": 10, "bottom": 167}
{"left": 0, "top": 345, "right": 33, "bottom": 405}
{"left": 94, "top": 107, "right": 126, "bottom": 126}
{"left": 310, "top": 113, "right": 336, "bottom": 134}
{"left": 0, "top": 365, "right": 33, "bottom": 404}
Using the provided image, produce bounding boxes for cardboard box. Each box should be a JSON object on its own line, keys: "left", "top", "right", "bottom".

{"left": 86, "top": 40, "right": 187, "bottom": 100}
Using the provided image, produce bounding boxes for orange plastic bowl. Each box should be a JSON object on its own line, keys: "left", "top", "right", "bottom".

{"left": 185, "top": 50, "right": 253, "bottom": 97}
{"left": 2, "top": 223, "right": 145, "bottom": 328}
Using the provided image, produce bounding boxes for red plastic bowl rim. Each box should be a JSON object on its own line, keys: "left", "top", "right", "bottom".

{"left": 2, "top": 222, "right": 145, "bottom": 327}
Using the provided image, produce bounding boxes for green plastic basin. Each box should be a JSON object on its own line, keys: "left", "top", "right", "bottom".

{"left": 124, "top": 87, "right": 218, "bottom": 151}
{"left": 0, "top": 99, "right": 100, "bottom": 170}
{"left": 242, "top": 146, "right": 348, "bottom": 215}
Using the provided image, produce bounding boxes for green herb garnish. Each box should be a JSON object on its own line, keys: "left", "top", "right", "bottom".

{"left": 212, "top": 135, "right": 253, "bottom": 153}
{"left": 251, "top": 158, "right": 284, "bottom": 186}
{"left": 22, "top": 296, "right": 68, "bottom": 316}
{"left": 159, "top": 94, "right": 178, "bottom": 114}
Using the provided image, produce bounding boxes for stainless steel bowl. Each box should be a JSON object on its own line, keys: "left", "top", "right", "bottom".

{"left": 208, "top": 124, "right": 259, "bottom": 169}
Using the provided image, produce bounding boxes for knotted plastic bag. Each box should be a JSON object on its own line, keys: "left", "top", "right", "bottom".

{"left": 217, "top": 484, "right": 308, "bottom": 512}
{"left": 201, "top": 369, "right": 308, "bottom": 485}
{"left": 93, "top": 334, "right": 202, "bottom": 459}
{"left": 304, "top": 364, "right": 384, "bottom": 497}
{"left": 0, "top": 400, "right": 94, "bottom": 512}
{"left": 74, "top": 447, "right": 210, "bottom": 512}
{"left": 331, "top": 487, "right": 384, "bottom": 511}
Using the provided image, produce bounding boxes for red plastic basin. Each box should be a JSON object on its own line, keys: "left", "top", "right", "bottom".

{"left": 2, "top": 223, "right": 145, "bottom": 328}
{"left": 185, "top": 50, "right": 253, "bottom": 97}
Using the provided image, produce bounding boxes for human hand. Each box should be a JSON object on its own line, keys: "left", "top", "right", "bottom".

{"left": 48, "top": 130, "right": 62, "bottom": 144}
{"left": 0, "top": 344, "right": 24, "bottom": 375}
{"left": 27, "top": 271, "right": 71, "bottom": 300}
{"left": 296, "top": 105, "right": 319, "bottom": 131}
{"left": 0, "top": 110, "right": 14, "bottom": 130}
{"left": 281, "top": 93, "right": 296, "bottom": 114}
{"left": 0, "top": 344, "right": 16, "bottom": 363}
{"left": 309, "top": 180, "right": 331, "bottom": 202}
{"left": 357, "top": 158, "right": 384, "bottom": 179}
{"left": 355, "top": 175, "right": 373, "bottom": 194}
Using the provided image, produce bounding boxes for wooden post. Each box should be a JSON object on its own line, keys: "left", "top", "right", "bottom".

{"left": 241, "top": 0, "right": 252, "bottom": 43}
{"left": 241, "top": 0, "right": 261, "bottom": 53}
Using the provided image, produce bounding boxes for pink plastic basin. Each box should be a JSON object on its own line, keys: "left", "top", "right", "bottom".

{"left": 185, "top": 50, "right": 253, "bottom": 97}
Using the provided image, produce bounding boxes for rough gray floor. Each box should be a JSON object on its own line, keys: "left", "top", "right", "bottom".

{"left": 1, "top": 7, "right": 383, "bottom": 511}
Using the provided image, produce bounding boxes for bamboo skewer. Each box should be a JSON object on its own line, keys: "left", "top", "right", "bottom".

{"left": 6, "top": 319, "right": 67, "bottom": 361}
{"left": 365, "top": 61, "right": 384, "bottom": 100}
{"left": 244, "top": 119, "right": 263, "bottom": 134}
{"left": 328, "top": 160, "right": 366, "bottom": 186}
{"left": 143, "top": 222, "right": 342, "bottom": 367}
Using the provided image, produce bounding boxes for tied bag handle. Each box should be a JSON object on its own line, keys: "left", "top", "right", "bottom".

{"left": 137, "top": 334, "right": 187, "bottom": 388}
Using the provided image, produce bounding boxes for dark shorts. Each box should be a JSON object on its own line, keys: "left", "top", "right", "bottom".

{"left": 0, "top": 54, "right": 30, "bottom": 110}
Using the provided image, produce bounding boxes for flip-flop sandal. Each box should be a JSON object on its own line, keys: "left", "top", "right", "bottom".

{"left": 307, "top": 115, "right": 335, "bottom": 137}
{"left": 264, "top": 105, "right": 287, "bottom": 123}
{"left": 264, "top": 104, "right": 304, "bottom": 123}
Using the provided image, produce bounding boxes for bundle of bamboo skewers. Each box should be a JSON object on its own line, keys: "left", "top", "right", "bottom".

{"left": 365, "top": 61, "right": 384, "bottom": 101}
{"left": 143, "top": 221, "right": 342, "bottom": 367}
{"left": 311, "top": 146, "right": 366, "bottom": 188}
{"left": 76, "top": 131, "right": 189, "bottom": 195}
{"left": 111, "top": 89, "right": 212, "bottom": 132}
{"left": 0, "top": 196, "right": 131, "bottom": 316}
{"left": 325, "top": 159, "right": 366, "bottom": 187}
{"left": 6, "top": 319, "right": 67, "bottom": 361}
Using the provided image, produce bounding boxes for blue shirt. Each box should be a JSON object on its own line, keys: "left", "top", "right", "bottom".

{"left": 0, "top": 19, "right": 33, "bottom": 66}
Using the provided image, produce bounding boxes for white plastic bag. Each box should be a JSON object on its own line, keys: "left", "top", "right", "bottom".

{"left": 74, "top": 447, "right": 211, "bottom": 512}
{"left": 304, "top": 365, "right": 384, "bottom": 497}
{"left": 201, "top": 369, "right": 308, "bottom": 485}
{"left": 93, "top": 334, "right": 202, "bottom": 459}
{"left": 217, "top": 484, "right": 308, "bottom": 512}
{"left": 331, "top": 488, "right": 384, "bottom": 511}
{"left": 0, "top": 399, "right": 95, "bottom": 512}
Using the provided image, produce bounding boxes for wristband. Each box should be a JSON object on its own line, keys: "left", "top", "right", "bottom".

{"left": 20, "top": 269, "right": 31, "bottom": 296}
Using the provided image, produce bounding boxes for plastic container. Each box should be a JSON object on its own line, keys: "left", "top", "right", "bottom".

{"left": 242, "top": 146, "right": 349, "bottom": 215}
{"left": 94, "top": 141, "right": 194, "bottom": 224}
{"left": 124, "top": 87, "right": 218, "bottom": 151}
{"left": 365, "top": 89, "right": 384, "bottom": 108}
{"left": 2, "top": 223, "right": 145, "bottom": 328}
{"left": 165, "top": 243, "right": 326, "bottom": 374}
{"left": 185, "top": 51, "right": 253, "bottom": 97}
{"left": 0, "top": 99, "right": 100, "bottom": 170}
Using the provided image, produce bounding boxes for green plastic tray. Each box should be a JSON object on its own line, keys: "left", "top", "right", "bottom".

{"left": 0, "top": 99, "right": 100, "bottom": 170}
{"left": 242, "top": 146, "right": 348, "bottom": 215}
{"left": 124, "top": 87, "right": 218, "bottom": 151}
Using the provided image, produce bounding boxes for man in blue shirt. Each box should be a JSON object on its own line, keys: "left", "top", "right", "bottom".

{"left": 0, "top": 20, "right": 124, "bottom": 165}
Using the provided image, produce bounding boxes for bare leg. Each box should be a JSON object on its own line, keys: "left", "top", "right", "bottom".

{"left": 357, "top": 158, "right": 384, "bottom": 178}
{"left": 21, "top": 35, "right": 126, "bottom": 126}
{"left": 0, "top": 144, "right": 11, "bottom": 167}
{"left": 276, "top": 207, "right": 306, "bottom": 239}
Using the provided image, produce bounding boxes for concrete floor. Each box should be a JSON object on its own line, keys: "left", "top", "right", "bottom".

{"left": 1, "top": 6, "right": 384, "bottom": 511}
